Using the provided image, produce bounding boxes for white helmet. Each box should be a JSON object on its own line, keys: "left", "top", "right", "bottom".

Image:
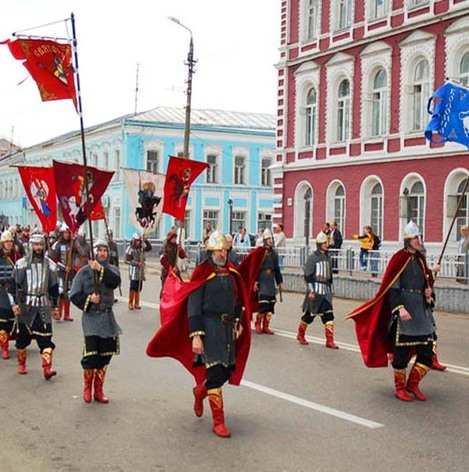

{"left": 262, "top": 228, "right": 273, "bottom": 240}
{"left": 315, "top": 231, "right": 329, "bottom": 244}
{"left": 206, "top": 230, "right": 228, "bottom": 251}
{"left": 0, "top": 231, "right": 13, "bottom": 243}
{"left": 403, "top": 221, "right": 420, "bottom": 240}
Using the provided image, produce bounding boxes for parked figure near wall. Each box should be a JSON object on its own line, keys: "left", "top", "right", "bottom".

{"left": 346, "top": 222, "right": 439, "bottom": 402}
{"left": 232, "top": 227, "right": 251, "bottom": 253}
{"left": 456, "top": 225, "right": 469, "bottom": 284}
{"left": 273, "top": 223, "right": 286, "bottom": 270}
{"left": 125, "top": 233, "right": 152, "bottom": 310}
{"left": 10, "top": 233, "right": 59, "bottom": 379}
{"left": 253, "top": 228, "right": 283, "bottom": 335}
{"left": 297, "top": 231, "right": 339, "bottom": 349}
{"left": 329, "top": 221, "right": 343, "bottom": 275}
{"left": 353, "top": 226, "right": 375, "bottom": 271}
{"left": 0, "top": 231, "right": 22, "bottom": 360}
{"left": 70, "top": 239, "right": 122, "bottom": 404}
{"left": 225, "top": 234, "right": 239, "bottom": 267}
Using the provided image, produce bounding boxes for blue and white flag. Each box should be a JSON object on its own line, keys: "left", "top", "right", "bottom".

{"left": 425, "top": 80, "right": 469, "bottom": 149}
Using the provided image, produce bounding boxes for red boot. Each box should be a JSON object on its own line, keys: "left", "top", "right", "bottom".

{"left": 406, "top": 363, "right": 430, "bottom": 401}
{"left": 55, "top": 297, "right": 64, "bottom": 320}
{"left": 128, "top": 290, "right": 135, "bottom": 311}
{"left": 83, "top": 369, "right": 94, "bottom": 403}
{"left": 41, "top": 348, "right": 57, "bottom": 380}
{"left": 324, "top": 322, "right": 339, "bottom": 349}
{"left": 0, "top": 330, "right": 10, "bottom": 359}
{"left": 94, "top": 366, "right": 109, "bottom": 403}
{"left": 296, "top": 322, "right": 309, "bottom": 345}
{"left": 193, "top": 382, "right": 207, "bottom": 417}
{"left": 393, "top": 369, "right": 413, "bottom": 402}
{"left": 17, "top": 348, "right": 28, "bottom": 374}
{"left": 63, "top": 300, "right": 74, "bottom": 321}
{"left": 254, "top": 314, "right": 263, "bottom": 334}
{"left": 134, "top": 291, "right": 141, "bottom": 309}
{"left": 207, "top": 388, "right": 231, "bottom": 438}
{"left": 431, "top": 343, "right": 446, "bottom": 371}
{"left": 262, "top": 313, "right": 274, "bottom": 335}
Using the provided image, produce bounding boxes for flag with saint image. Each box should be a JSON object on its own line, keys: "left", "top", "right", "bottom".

{"left": 1, "top": 38, "right": 77, "bottom": 109}
{"left": 123, "top": 169, "right": 165, "bottom": 235}
{"left": 16, "top": 165, "right": 57, "bottom": 233}
{"left": 162, "top": 156, "right": 208, "bottom": 221}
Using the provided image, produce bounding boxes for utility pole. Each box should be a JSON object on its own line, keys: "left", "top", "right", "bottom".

{"left": 168, "top": 16, "right": 196, "bottom": 160}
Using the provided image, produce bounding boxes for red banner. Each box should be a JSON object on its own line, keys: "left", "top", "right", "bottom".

{"left": 17, "top": 166, "right": 57, "bottom": 233}
{"left": 53, "top": 161, "right": 113, "bottom": 233}
{"left": 90, "top": 200, "right": 105, "bottom": 221}
{"left": 162, "top": 156, "right": 208, "bottom": 221}
{"left": 2, "top": 38, "right": 77, "bottom": 109}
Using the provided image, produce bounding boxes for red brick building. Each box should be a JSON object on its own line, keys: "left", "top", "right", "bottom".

{"left": 274, "top": 0, "right": 469, "bottom": 251}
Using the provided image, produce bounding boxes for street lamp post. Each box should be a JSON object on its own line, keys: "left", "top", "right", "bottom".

{"left": 228, "top": 199, "right": 233, "bottom": 235}
{"left": 168, "top": 16, "right": 196, "bottom": 160}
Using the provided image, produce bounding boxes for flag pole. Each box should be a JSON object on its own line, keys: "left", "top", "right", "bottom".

{"left": 436, "top": 176, "right": 469, "bottom": 266}
{"left": 70, "top": 13, "right": 97, "bottom": 287}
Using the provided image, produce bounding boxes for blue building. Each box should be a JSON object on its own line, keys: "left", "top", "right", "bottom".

{"left": 0, "top": 107, "right": 275, "bottom": 240}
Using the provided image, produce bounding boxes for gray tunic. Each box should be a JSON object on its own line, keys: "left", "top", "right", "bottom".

{"left": 389, "top": 254, "right": 435, "bottom": 337}
{"left": 70, "top": 262, "right": 122, "bottom": 338}
{"left": 257, "top": 248, "right": 283, "bottom": 297}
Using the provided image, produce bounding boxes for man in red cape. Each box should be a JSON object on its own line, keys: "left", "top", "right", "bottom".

{"left": 147, "top": 231, "right": 253, "bottom": 438}
{"left": 346, "top": 221, "right": 439, "bottom": 402}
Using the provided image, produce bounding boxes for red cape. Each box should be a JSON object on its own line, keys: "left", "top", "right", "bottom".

{"left": 345, "top": 249, "right": 433, "bottom": 368}
{"left": 236, "top": 246, "right": 266, "bottom": 314}
{"left": 146, "top": 260, "right": 252, "bottom": 386}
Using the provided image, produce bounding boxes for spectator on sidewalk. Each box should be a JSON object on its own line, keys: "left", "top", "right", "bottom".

{"left": 456, "top": 225, "right": 469, "bottom": 284}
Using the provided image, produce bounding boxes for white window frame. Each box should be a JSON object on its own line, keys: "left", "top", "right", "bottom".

{"left": 411, "top": 59, "right": 430, "bottom": 132}
{"left": 305, "top": 88, "right": 318, "bottom": 146}
{"left": 234, "top": 155, "right": 246, "bottom": 185}
{"left": 327, "top": 180, "right": 346, "bottom": 234}
{"left": 369, "top": 0, "right": 389, "bottom": 20}
{"left": 337, "top": 79, "right": 351, "bottom": 142}
{"left": 206, "top": 154, "right": 219, "bottom": 184}
{"left": 371, "top": 68, "right": 388, "bottom": 137}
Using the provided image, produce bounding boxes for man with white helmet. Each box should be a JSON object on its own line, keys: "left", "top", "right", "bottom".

{"left": 49, "top": 222, "right": 76, "bottom": 321}
{"left": 0, "top": 231, "right": 23, "bottom": 360}
{"left": 10, "top": 233, "right": 59, "bottom": 379}
{"left": 125, "top": 232, "right": 152, "bottom": 310}
{"left": 296, "top": 231, "right": 339, "bottom": 349}
{"left": 347, "top": 221, "right": 439, "bottom": 402}
{"left": 70, "top": 239, "right": 122, "bottom": 403}
{"left": 253, "top": 228, "right": 283, "bottom": 335}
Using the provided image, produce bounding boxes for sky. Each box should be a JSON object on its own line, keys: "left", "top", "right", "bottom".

{"left": 0, "top": 0, "right": 280, "bottom": 147}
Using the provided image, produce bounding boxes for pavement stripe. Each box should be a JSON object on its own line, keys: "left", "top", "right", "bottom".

{"left": 241, "top": 380, "right": 384, "bottom": 429}
{"left": 272, "top": 328, "right": 469, "bottom": 377}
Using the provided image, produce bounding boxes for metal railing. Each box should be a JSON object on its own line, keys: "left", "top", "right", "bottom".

{"left": 114, "top": 239, "right": 469, "bottom": 284}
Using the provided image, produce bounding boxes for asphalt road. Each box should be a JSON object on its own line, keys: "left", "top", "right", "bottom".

{"left": 1, "top": 268, "right": 468, "bottom": 472}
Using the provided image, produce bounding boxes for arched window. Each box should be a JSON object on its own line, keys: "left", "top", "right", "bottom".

{"left": 409, "top": 181, "right": 425, "bottom": 236}
{"left": 456, "top": 178, "right": 469, "bottom": 235}
{"left": 460, "top": 52, "right": 469, "bottom": 86}
{"left": 305, "top": 88, "right": 317, "bottom": 146}
{"left": 370, "top": 183, "right": 383, "bottom": 238}
{"left": 333, "top": 185, "right": 345, "bottom": 232}
{"left": 337, "top": 79, "right": 350, "bottom": 142}
{"left": 412, "top": 60, "right": 430, "bottom": 131}
{"left": 371, "top": 69, "right": 387, "bottom": 137}
{"left": 304, "top": 187, "right": 312, "bottom": 241}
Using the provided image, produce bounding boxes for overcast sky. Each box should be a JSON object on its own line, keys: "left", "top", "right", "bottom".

{"left": 0, "top": 0, "right": 280, "bottom": 147}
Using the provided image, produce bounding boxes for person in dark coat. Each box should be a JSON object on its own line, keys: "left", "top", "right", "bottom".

{"left": 70, "top": 239, "right": 122, "bottom": 403}
{"left": 329, "top": 221, "right": 343, "bottom": 275}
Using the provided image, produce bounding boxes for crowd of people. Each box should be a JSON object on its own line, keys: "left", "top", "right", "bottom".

{"left": 0, "top": 218, "right": 455, "bottom": 440}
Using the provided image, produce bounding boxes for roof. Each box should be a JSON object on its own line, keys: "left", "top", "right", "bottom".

{"left": 128, "top": 106, "right": 276, "bottom": 131}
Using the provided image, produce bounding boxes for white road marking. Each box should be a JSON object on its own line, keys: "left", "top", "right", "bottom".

{"left": 241, "top": 380, "right": 384, "bottom": 429}
{"left": 272, "top": 328, "right": 469, "bottom": 377}
{"left": 117, "top": 297, "right": 160, "bottom": 309}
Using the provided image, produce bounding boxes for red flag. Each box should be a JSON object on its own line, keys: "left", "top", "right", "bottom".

{"left": 2, "top": 38, "right": 77, "bottom": 109}
{"left": 17, "top": 166, "right": 57, "bottom": 233}
{"left": 162, "top": 156, "right": 208, "bottom": 221}
{"left": 90, "top": 200, "right": 105, "bottom": 221}
{"left": 53, "top": 161, "right": 113, "bottom": 233}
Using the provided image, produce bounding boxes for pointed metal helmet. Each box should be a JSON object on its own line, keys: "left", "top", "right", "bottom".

{"left": 403, "top": 221, "right": 420, "bottom": 240}
{"left": 206, "top": 230, "right": 228, "bottom": 250}
{"left": 29, "top": 233, "right": 45, "bottom": 246}
{"left": 262, "top": 228, "right": 273, "bottom": 240}
{"left": 60, "top": 222, "right": 70, "bottom": 232}
{"left": 315, "top": 231, "right": 329, "bottom": 244}
{"left": 0, "top": 231, "right": 13, "bottom": 243}
{"left": 93, "top": 239, "right": 109, "bottom": 255}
